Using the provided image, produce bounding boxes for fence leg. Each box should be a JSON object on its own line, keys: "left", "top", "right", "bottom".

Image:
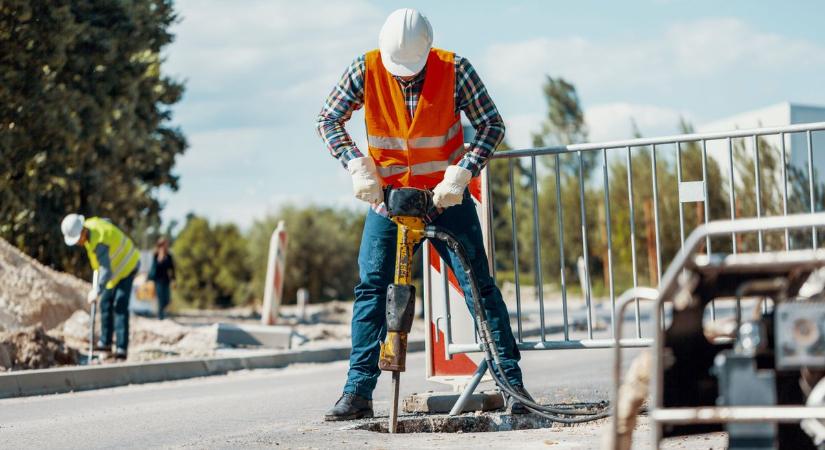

{"left": 448, "top": 359, "right": 489, "bottom": 416}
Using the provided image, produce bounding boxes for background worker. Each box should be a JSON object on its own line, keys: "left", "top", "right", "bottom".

{"left": 61, "top": 214, "right": 140, "bottom": 360}
{"left": 149, "top": 237, "right": 175, "bottom": 320}
{"left": 316, "top": 8, "right": 531, "bottom": 421}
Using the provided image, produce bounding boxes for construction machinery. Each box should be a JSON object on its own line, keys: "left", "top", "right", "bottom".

{"left": 380, "top": 187, "right": 608, "bottom": 433}
{"left": 612, "top": 213, "right": 825, "bottom": 449}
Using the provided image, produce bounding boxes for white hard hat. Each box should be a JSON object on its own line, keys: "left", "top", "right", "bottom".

{"left": 378, "top": 8, "right": 433, "bottom": 77}
{"left": 61, "top": 213, "right": 85, "bottom": 246}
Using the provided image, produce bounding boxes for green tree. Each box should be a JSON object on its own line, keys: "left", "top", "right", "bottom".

{"left": 172, "top": 216, "right": 251, "bottom": 308}
{"left": 0, "top": 0, "right": 186, "bottom": 276}
{"left": 247, "top": 205, "right": 363, "bottom": 304}
{"left": 529, "top": 76, "right": 600, "bottom": 294}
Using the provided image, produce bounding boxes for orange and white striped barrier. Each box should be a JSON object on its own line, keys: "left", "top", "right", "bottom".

{"left": 262, "top": 220, "right": 287, "bottom": 325}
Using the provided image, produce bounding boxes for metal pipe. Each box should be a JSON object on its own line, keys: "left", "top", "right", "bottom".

{"left": 484, "top": 166, "right": 498, "bottom": 278}
{"left": 602, "top": 148, "right": 617, "bottom": 337}
{"left": 676, "top": 142, "right": 685, "bottom": 246}
{"left": 578, "top": 151, "right": 594, "bottom": 340}
{"left": 530, "top": 156, "right": 547, "bottom": 341}
{"left": 753, "top": 135, "right": 764, "bottom": 252}
{"left": 701, "top": 140, "right": 711, "bottom": 254}
{"left": 626, "top": 147, "right": 641, "bottom": 333}
{"left": 780, "top": 133, "right": 790, "bottom": 250}
{"left": 556, "top": 155, "right": 570, "bottom": 341}
{"left": 651, "top": 406, "right": 825, "bottom": 424}
{"left": 701, "top": 139, "right": 715, "bottom": 320}
{"left": 508, "top": 159, "right": 523, "bottom": 341}
{"left": 492, "top": 122, "right": 825, "bottom": 159}
{"left": 808, "top": 130, "right": 819, "bottom": 248}
{"left": 651, "top": 144, "right": 663, "bottom": 283}
{"left": 727, "top": 137, "right": 737, "bottom": 254}
{"left": 442, "top": 255, "right": 453, "bottom": 359}
{"left": 449, "top": 338, "right": 653, "bottom": 354}
{"left": 448, "top": 359, "right": 489, "bottom": 416}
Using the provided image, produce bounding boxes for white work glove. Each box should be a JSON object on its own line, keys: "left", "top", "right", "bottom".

{"left": 433, "top": 165, "right": 472, "bottom": 209}
{"left": 86, "top": 289, "right": 99, "bottom": 304}
{"left": 347, "top": 156, "right": 383, "bottom": 204}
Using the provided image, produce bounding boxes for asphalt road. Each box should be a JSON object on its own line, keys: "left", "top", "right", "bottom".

{"left": 0, "top": 342, "right": 727, "bottom": 449}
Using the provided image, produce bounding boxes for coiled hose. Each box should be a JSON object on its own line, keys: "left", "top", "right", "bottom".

{"left": 424, "top": 225, "right": 610, "bottom": 423}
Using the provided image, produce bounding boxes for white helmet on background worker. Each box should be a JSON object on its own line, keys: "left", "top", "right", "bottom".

{"left": 378, "top": 8, "right": 433, "bottom": 77}
{"left": 61, "top": 213, "right": 85, "bottom": 246}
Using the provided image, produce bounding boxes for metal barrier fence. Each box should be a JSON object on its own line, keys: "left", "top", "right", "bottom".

{"left": 440, "top": 121, "right": 825, "bottom": 357}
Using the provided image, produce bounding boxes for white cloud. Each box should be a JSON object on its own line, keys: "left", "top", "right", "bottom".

{"left": 480, "top": 17, "right": 825, "bottom": 148}
{"left": 482, "top": 18, "right": 825, "bottom": 107}
{"left": 165, "top": 0, "right": 383, "bottom": 130}
{"left": 585, "top": 103, "right": 692, "bottom": 142}
{"left": 502, "top": 103, "right": 690, "bottom": 149}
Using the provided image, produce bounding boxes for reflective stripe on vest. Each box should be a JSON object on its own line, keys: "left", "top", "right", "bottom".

{"left": 376, "top": 142, "right": 466, "bottom": 177}
{"left": 368, "top": 121, "right": 462, "bottom": 151}
{"left": 83, "top": 217, "right": 140, "bottom": 289}
{"left": 363, "top": 47, "right": 464, "bottom": 189}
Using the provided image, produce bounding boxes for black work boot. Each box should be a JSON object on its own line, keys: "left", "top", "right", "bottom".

{"left": 504, "top": 385, "right": 535, "bottom": 415}
{"left": 113, "top": 348, "right": 128, "bottom": 361}
{"left": 324, "top": 393, "right": 374, "bottom": 421}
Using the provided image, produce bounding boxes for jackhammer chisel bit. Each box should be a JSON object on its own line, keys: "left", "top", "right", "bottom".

{"left": 379, "top": 187, "right": 430, "bottom": 433}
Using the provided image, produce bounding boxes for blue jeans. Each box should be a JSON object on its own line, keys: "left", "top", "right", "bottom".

{"left": 344, "top": 190, "right": 523, "bottom": 399}
{"left": 99, "top": 269, "right": 136, "bottom": 352}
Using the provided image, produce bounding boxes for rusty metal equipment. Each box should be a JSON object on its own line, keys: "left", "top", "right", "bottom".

{"left": 612, "top": 213, "right": 825, "bottom": 450}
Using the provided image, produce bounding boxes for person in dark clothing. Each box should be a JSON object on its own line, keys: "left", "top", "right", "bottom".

{"left": 149, "top": 237, "right": 175, "bottom": 320}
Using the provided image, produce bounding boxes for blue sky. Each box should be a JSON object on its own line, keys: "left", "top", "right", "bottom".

{"left": 159, "top": 0, "right": 825, "bottom": 228}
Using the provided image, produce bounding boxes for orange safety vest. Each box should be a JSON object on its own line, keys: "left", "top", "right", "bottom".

{"left": 364, "top": 48, "right": 465, "bottom": 189}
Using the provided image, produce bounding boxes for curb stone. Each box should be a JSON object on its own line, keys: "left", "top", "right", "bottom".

{"left": 0, "top": 340, "right": 425, "bottom": 399}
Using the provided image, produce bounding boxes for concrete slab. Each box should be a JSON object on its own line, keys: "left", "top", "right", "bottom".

{"left": 162, "top": 360, "right": 209, "bottom": 380}
{"left": 0, "top": 372, "right": 21, "bottom": 398}
{"left": 69, "top": 365, "right": 132, "bottom": 391}
{"left": 402, "top": 390, "right": 504, "bottom": 414}
{"left": 13, "top": 368, "right": 76, "bottom": 396}
{"left": 216, "top": 323, "right": 293, "bottom": 349}
{"left": 202, "top": 356, "right": 246, "bottom": 374}
{"left": 126, "top": 361, "right": 170, "bottom": 384}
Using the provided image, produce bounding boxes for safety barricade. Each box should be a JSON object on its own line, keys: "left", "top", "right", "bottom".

{"left": 424, "top": 121, "right": 825, "bottom": 391}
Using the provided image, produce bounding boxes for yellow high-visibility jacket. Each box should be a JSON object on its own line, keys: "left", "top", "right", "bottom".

{"left": 83, "top": 217, "right": 140, "bottom": 291}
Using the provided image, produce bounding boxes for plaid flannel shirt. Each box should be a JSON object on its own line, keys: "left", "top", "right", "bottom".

{"left": 316, "top": 53, "right": 505, "bottom": 177}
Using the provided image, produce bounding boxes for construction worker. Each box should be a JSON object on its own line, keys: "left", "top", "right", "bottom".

{"left": 61, "top": 214, "right": 140, "bottom": 360}
{"left": 317, "top": 8, "right": 531, "bottom": 420}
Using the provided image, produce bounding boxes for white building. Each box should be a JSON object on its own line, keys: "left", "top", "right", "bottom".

{"left": 698, "top": 102, "right": 825, "bottom": 182}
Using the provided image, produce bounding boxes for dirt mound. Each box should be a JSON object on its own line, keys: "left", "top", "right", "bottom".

{"left": 54, "top": 311, "right": 217, "bottom": 362}
{"left": 0, "top": 238, "right": 88, "bottom": 332}
{"left": 0, "top": 326, "right": 79, "bottom": 371}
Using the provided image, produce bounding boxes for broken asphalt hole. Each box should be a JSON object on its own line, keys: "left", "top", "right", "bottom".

{"left": 347, "top": 412, "right": 583, "bottom": 434}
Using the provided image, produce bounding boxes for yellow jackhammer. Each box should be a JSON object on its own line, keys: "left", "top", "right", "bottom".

{"left": 378, "top": 187, "right": 430, "bottom": 433}
{"left": 377, "top": 187, "right": 609, "bottom": 433}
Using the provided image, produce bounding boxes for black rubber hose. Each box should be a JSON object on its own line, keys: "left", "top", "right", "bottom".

{"left": 424, "top": 226, "right": 609, "bottom": 423}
